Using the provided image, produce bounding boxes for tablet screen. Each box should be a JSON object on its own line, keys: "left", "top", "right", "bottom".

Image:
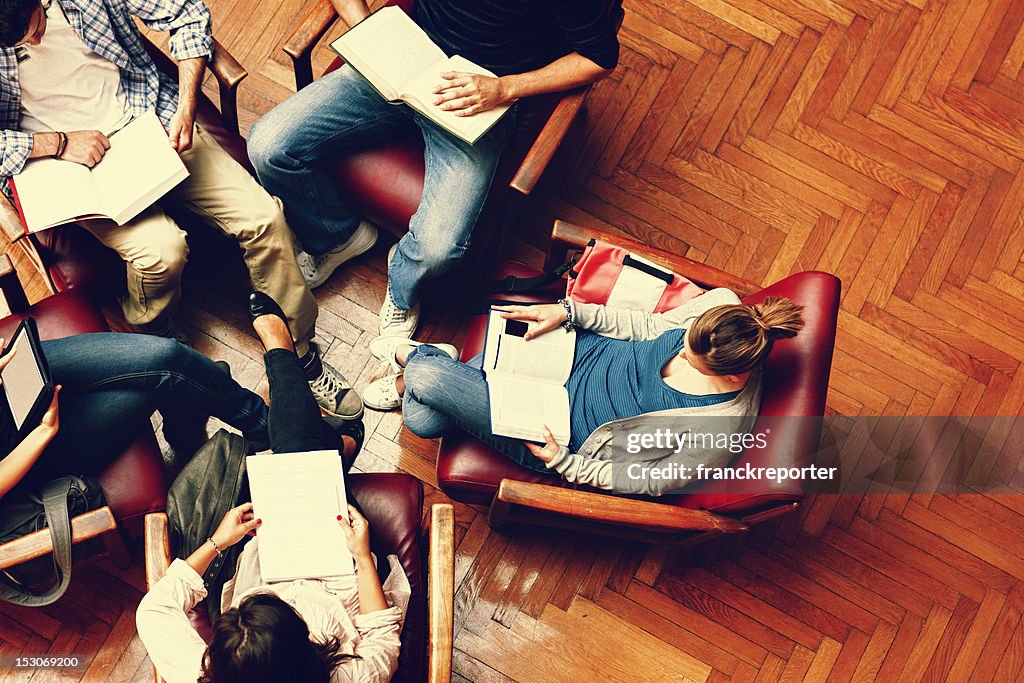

{"left": 3, "top": 326, "right": 46, "bottom": 429}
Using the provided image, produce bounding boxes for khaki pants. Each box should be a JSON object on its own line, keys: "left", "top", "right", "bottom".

{"left": 82, "top": 124, "right": 317, "bottom": 356}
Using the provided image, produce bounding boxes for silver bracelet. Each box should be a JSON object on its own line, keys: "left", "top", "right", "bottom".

{"left": 558, "top": 298, "right": 574, "bottom": 332}
{"left": 207, "top": 536, "right": 224, "bottom": 558}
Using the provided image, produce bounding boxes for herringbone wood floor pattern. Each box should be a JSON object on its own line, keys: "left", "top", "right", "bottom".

{"left": 3, "top": 0, "right": 1024, "bottom": 681}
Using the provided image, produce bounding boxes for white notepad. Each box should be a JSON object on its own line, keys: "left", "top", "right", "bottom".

{"left": 246, "top": 451, "right": 353, "bottom": 582}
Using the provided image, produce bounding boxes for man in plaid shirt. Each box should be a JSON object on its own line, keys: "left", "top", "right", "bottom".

{"left": 0, "top": 0, "right": 365, "bottom": 421}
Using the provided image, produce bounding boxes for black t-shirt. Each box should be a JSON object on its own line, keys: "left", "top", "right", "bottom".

{"left": 412, "top": 0, "right": 619, "bottom": 77}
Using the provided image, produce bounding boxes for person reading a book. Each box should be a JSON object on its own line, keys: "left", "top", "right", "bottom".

{"left": 362, "top": 290, "right": 805, "bottom": 495}
{"left": 138, "top": 293, "right": 405, "bottom": 683}
{"left": 247, "top": 0, "right": 619, "bottom": 340}
{"left": 0, "top": 0, "right": 365, "bottom": 422}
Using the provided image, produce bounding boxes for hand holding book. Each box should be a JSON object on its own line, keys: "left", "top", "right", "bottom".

{"left": 432, "top": 70, "right": 510, "bottom": 118}
{"left": 60, "top": 130, "right": 111, "bottom": 167}
{"left": 493, "top": 303, "right": 568, "bottom": 340}
{"left": 524, "top": 426, "right": 561, "bottom": 462}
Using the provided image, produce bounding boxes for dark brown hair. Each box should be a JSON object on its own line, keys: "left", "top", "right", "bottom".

{"left": 687, "top": 297, "right": 804, "bottom": 375}
{"left": 0, "top": 0, "right": 39, "bottom": 48}
{"left": 199, "top": 593, "right": 353, "bottom": 683}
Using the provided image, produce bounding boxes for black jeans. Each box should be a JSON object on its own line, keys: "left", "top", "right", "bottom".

{"left": 264, "top": 348, "right": 338, "bottom": 453}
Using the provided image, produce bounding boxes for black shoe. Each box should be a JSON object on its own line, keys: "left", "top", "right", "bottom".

{"left": 248, "top": 291, "right": 288, "bottom": 328}
{"left": 324, "top": 416, "right": 364, "bottom": 470}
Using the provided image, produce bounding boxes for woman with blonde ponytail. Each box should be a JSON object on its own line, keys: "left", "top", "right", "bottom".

{"left": 365, "top": 287, "right": 804, "bottom": 496}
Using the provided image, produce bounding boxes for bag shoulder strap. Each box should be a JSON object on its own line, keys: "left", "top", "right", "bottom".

{"left": 0, "top": 477, "right": 75, "bottom": 607}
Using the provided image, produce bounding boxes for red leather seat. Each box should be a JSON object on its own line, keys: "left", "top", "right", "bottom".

{"left": 175, "top": 473, "right": 429, "bottom": 683}
{"left": 0, "top": 290, "right": 167, "bottom": 535}
{"left": 437, "top": 260, "right": 841, "bottom": 515}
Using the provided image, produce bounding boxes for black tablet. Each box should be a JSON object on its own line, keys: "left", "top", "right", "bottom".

{"left": 0, "top": 318, "right": 54, "bottom": 439}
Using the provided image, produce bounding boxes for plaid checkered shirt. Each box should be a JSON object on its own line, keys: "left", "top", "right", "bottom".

{"left": 0, "top": 0, "right": 212, "bottom": 186}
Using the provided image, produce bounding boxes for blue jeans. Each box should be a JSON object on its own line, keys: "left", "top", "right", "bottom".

{"left": 402, "top": 346, "right": 554, "bottom": 475}
{"left": 20, "top": 334, "right": 269, "bottom": 486}
{"left": 248, "top": 65, "right": 515, "bottom": 310}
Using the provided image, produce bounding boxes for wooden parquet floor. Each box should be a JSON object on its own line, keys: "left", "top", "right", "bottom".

{"left": 3, "top": 0, "right": 1024, "bottom": 681}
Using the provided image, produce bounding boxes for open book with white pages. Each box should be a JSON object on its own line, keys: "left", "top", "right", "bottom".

{"left": 482, "top": 310, "right": 576, "bottom": 446}
{"left": 329, "top": 5, "right": 511, "bottom": 145}
{"left": 246, "top": 451, "right": 354, "bottom": 582}
{"left": 9, "top": 112, "right": 189, "bottom": 233}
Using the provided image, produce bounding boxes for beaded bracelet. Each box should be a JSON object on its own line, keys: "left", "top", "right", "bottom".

{"left": 207, "top": 536, "right": 224, "bottom": 558}
{"left": 557, "top": 298, "right": 574, "bottom": 332}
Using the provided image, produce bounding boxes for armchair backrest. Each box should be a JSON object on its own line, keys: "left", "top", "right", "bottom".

{"left": 667, "top": 272, "right": 841, "bottom": 512}
{"left": 547, "top": 222, "right": 841, "bottom": 514}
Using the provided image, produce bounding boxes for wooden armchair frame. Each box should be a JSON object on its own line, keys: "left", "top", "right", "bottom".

{"left": 476, "top": 220, "right": 806, "bottom": 544}
{"left": 144, "top": 503, "right": 456, "bottom": 683}
{"left": 281, "top": 1, "right": 599, "bottom": 200}
{"left": 0, "top": 39, "right": 249, "bottom": 294}
{"left": 0, "top": 255, "right": 130, "bottom": 577}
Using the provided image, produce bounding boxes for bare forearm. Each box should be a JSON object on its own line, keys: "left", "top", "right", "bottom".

{"left": 329, "top": 0, "right": 371, "bottom": 28}
{"left": 28, "top": 133, "right": 59, "bottom": 159}
{"left": 0, "top": 425, "right": 56, "bottom": 498}
{"left": 184, "top": 538, "right": 221, "bottom": 577}
{"left": 355, "top": 555, "right": 388, "bottom": 614}
{"left": 177, "top": 57, "right": 206, "bottom": 114}
{"left": 500, "top": 53, "right": 613, "bottom": 102}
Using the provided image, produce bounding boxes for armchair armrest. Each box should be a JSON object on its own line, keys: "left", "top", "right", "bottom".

{"left": 489, "top": 480, "right": 747, "bottom": 534}
{"left": 0, "top": 253, "right": 29, "bottom": 314}
{"left": 283, "top": 0, "right": 339, "bottom": 91}
{"left": 209, "top": 39, "right": 248, "bottom": 137}
{"left": 0, "top": 192, "right": 24, "bottom": 245}
{"left": 428, "top": 503, "right": 454, "bottom": 683}
{"left": 548, "top": 220, "right": 760, "bottom": 297}
{"left": 0, "top": 506, "right": 116, "bottom": 570}
{"left": 144, "top": 512, "right": 172, "bottom": 590}
{"left": 509, "top": 89, "right": 588, "bottom": 196}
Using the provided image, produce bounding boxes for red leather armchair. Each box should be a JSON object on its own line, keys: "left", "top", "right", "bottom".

{"left": 0, "top": 38, "right": 250, "bottom": 296}
{"left": 281, "top": 0, "right": 624, "bottom": 256}
{"left": 0, "top": 255, "right": 167, "bottom": 581}
{"left": 145, "top": 479, "right": 455, "bottom": 683}
{"left": 436, "top": 221, "right": 841, "bottom": 543}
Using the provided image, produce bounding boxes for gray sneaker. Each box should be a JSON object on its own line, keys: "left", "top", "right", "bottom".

{"left": 307, "top": 355, "right": 364, "bottom": 420}
{"left": 296, "top": 219, "right": 379, "bottom": 290}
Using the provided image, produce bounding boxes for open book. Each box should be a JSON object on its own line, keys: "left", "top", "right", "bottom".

{"left": 329, "top": 6, "right": 511, "bottom": 145}
{"left": 246, "top": 451, "right": 354, "bottom": 582}
{"left": 483, "top": 311, "right": 576, "bottom": 445}
{"left": 10, "top": 112, "right": 189, "bottom": 233}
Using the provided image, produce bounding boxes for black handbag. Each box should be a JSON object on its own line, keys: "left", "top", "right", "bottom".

{"left": 0, "top": 474, "right": 105, "bottom": 606}
{"left": 166, "top": 428, "right": 250, "bottom": 622}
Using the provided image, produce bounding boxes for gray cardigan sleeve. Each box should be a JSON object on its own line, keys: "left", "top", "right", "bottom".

{"left": 545, "top": 448, "right": 612, "bottom": 489}
{"left": 568, "top": 288, "right": 743, "bottom": 341}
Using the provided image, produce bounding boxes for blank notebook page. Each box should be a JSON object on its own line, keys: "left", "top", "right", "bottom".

{"left": 246, "top": 451, "right": 353, "bottom": 582}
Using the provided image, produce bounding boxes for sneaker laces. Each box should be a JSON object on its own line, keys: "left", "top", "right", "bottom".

{"left": 309, "top": 364, "right": 348, "bottom": 400}
{"left": 382, "top": 292, "right": 408, "bottom": 325}
{"left": 296, "top": 251, "right": 319, "bottom": 281}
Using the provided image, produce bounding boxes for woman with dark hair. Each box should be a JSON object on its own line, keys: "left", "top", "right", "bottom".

{"left": 137, "top": 294, "right": 404, "bottom": 683}
{"left": 363, "top": 289, "right": 804, "bottom": 496}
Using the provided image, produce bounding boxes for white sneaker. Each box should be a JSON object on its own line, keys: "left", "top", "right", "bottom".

{"left": 379, "top": 286, "right": 420, "bottom": 339}
{"left": 369, "top": 335, "right": 458, "bottom": 372}
{"left": 363, "top": 373, "right": 402, "bottom": 411}
{"left": 296, "top": 220, "right": 379, "bottom": 289}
